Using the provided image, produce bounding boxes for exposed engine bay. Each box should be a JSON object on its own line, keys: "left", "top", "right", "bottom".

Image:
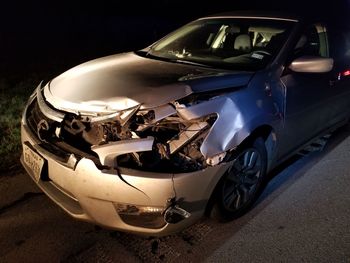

{"left": 30, "top": 89, "right": 224, "bottom": 173}
{"left": 64, "top": 106, "right": 215, "bottom": 172}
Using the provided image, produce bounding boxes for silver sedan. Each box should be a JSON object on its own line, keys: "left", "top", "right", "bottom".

{"left": 21, "top": 12, "right": 350, "bottom": 236}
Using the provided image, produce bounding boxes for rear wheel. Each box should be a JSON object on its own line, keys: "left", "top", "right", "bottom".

{"left": 211, "top": 137, "right": 267, "bottom": 220}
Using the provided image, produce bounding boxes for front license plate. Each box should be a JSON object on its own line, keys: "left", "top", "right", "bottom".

{"left": 23, "top": 144, "right": 45, "bottom": 183}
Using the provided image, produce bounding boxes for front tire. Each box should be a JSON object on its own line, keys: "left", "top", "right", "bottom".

{"left": 211, "top": 137, "right": 267, "bottom": 221}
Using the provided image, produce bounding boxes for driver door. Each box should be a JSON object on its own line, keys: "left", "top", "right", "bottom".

{"left": 279, "top": 23, "right": 335, "bottom": 157}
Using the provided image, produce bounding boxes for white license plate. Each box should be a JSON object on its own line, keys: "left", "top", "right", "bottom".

{"left": 23, "top": 144, "right": 45, "bottom": 183}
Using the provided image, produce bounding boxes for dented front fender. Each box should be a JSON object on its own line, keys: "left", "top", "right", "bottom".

{"left": 177, "top": 88, "right": 279, "bottom": 158}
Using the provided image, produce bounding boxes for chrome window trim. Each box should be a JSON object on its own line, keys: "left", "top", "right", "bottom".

{"left": 199, "top": 16, "right": 299, "bottom": 22}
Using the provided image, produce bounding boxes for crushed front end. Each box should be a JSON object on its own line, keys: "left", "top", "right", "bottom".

{"left": 20, "top": 82, "right": 230, "bottom": 236}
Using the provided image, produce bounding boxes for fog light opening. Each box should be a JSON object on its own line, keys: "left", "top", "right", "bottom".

{"left": 164, "top": 205, "right": 191, "bottom": 224}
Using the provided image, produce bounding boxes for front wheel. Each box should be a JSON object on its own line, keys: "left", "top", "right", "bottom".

{"left": 211, "top": 137, "right": 267, "bottom": 220}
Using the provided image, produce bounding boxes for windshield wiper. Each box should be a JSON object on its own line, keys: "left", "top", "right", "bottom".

{"left": 172, "top": 59, "right": 212, "bottom": 68}
{"left": 135, "top": 50, "right": 213, "bottom": 68}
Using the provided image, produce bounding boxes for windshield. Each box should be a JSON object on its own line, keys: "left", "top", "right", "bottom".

{"left": 146, "top": 18, "right": 296, "bottom": 71}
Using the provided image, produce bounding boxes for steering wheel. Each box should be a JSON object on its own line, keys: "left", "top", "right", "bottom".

{"left": 253, "top": 50, "right": 272, "bottom": 56}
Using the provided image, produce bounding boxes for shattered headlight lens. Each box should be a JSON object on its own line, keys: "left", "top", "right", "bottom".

{"left": 114, "top": 203, "right": 166, "bottom": 229}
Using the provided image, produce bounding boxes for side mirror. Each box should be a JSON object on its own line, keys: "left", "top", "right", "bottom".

{"left": 289, "top": 56, "right": 334, "bottom": 73}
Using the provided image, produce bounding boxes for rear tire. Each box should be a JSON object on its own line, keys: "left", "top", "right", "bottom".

{"left": 211, "top": 137, "right": 267, "bottom": 221}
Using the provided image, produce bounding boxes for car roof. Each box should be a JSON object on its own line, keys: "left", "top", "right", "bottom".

{"left": 201, "top": 10, "right": 300, "bottom": 22}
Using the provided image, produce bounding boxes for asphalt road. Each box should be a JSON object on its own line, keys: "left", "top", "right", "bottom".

{"left": 1, "top": 126, "right": 350, "bottom": 262}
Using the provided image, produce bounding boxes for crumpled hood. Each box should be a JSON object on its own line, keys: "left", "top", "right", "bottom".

{"left": 44, "top": 52, "right": 253, "bottom": 114}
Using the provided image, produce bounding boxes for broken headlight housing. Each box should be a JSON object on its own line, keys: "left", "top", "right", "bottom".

{"left": 116, "top": 112, "right": 216, "bottom": 173}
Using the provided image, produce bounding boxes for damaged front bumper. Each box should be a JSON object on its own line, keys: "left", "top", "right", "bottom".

{"left": 21, "top": 106, "right": 229, "bottom": 236}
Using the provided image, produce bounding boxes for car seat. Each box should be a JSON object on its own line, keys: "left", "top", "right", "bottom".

{"left": 234, "top": 34, "right": 252, "bottom": 53}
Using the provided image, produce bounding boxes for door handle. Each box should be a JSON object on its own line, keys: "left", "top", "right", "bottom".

{"left": 331, "top": 69, "right": 350, "bottom": 86}
{"left": 330, "top": 74, "right": 341, "bottom": 87}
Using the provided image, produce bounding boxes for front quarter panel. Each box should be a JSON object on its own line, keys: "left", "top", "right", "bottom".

{"left": 178, "top": 73, "right": 281, "bottom": 159}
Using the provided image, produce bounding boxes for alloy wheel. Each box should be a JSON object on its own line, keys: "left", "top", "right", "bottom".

{"left": 222, "top": 148, "right": 262, "bottom": 211}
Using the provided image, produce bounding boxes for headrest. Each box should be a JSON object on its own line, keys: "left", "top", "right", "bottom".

{"left": 234, "top": 34, "right": 251, "bottom": 52}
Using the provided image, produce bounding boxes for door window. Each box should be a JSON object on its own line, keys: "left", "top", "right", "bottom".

{"left": 294, "top": 24, "right": 329, "bottom": 58}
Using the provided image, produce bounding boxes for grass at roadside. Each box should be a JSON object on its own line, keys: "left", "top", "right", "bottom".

{"left": 0, "top": 75, "right": 42, "bottom": 173}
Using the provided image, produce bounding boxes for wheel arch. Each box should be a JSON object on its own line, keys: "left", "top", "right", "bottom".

{"left": 234, "top": 124, "right": 277, "bottom": 171}
{"left": 204, "top": 124, "right": 276, "bottom": 217}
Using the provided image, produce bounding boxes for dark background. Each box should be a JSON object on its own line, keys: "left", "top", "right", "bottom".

{"left": 1, "top": 0, "right": 349, "bottom": 78}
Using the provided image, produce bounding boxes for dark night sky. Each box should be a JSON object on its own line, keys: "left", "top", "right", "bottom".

{"left": 1, "top": 0, "right": 349, "bottom": 76}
